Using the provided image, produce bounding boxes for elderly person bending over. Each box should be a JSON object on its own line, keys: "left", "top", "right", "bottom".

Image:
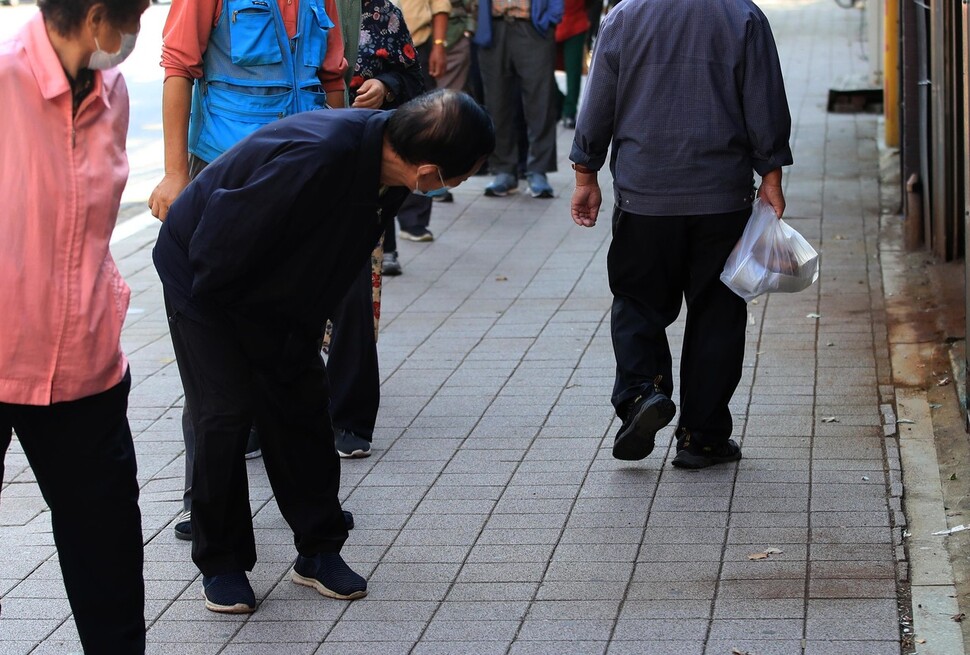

{"left": 153, "top": 88, "right": 494, "bottom": 614}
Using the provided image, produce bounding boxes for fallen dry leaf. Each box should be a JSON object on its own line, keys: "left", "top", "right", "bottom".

{"left": 821, "top": 416, "right": 839, "bottom": 423}
{"left": 938, "top": 376, "right": 951, "bottom": 386}
{"left": 953, "top": 612, "right": 966, "bottom": 622}
{"left": 917, "top": 639, "right": 926, "bottom": 644}
{"left": 748, "top": 547, "right": 783, "bottom": 561}
{"left": 806, "top": 312, "right": 821, "bottom": 319}
{"left": 731, "top": 649, "right": 751, "bottom": 655}
{"left": 495, "top": 275, "right": 508, "bottom": 282}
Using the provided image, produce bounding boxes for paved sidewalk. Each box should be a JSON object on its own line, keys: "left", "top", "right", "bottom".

{"left": 0, "top": 1, "right": 911, "bottom": 653}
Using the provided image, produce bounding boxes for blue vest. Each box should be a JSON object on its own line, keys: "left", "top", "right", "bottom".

{"left": 189, "top": 0, "right": 335, "bottom": 163}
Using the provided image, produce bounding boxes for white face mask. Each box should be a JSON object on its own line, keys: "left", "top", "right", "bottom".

{"left": 88, "top": 29, "right": 138, "bottom": 70}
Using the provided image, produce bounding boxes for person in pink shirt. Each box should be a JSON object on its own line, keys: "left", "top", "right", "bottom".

{"left": 0, "top": 0, "right": 150, "bottom": 651}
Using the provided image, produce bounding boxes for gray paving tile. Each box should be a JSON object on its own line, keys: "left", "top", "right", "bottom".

{"left": 509, "top": 641, "right": 607, "bottom": 655}
{"left": 803, "top": 640, "right": 902, "bottom": 655}
{"left": 707, "top": 617, "right": 805, "bottom": 641}
{"left": 314, "top": 641, "right": 415, "bottom": 655}
{"left": 704, "top": 638, "right": 805, "bottom": 655}
{"left": 607, "top": 642, "right": 703, "bottom": 655}
{"left": 411, "top": 643, "right": 509, "bottom": 655}
{"left": 420, "top": 619, "right": 520, "bottom": 642}
{"left": 612, "top": 618, "right": 708, "bottom": 641}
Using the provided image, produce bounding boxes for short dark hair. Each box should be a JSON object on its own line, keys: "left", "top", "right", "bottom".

{"left": 39, "top": 0, "right": 144, "bottom": 36}
{"left": 386, "top": 89, "right": 495, "bottom": 179}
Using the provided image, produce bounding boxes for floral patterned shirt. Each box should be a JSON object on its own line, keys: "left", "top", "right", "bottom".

{"left": 351, "top": 0, "right": 420, "bottom": 100}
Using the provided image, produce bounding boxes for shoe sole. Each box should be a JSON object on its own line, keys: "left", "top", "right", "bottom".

{"left": 612, "top": 397, "right": 676, "bottom": 461}
{"left": 337, "top": 448, "right": 371, "bottom": 459}
{"left": 291, "top": 572, "right": 368, "bottom": 600}
{"left": 398, "top": 232, "right": 434, "bottom": 242}
{"left": 382, "top": 267, "right": 402, "bottom": 276}
{"left": 244, "top": 448, "right": 262, "bottom": 460}
{"left": 203, "top": 591, "right": 255, "bottom": 614}
{"left": 174, "top": 527, "right": 192, "bottom": 541}
{"left": 671, "top": 448, "right": 742, "bottom": 469}
{"left": 530, "top": 189, "right": 554, "bottom": 199}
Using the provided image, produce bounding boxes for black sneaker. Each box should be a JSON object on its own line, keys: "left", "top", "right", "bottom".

{"left": 342, "top": 509, "right": 355, "bottom": 531}
{"left": 612, "top": 378, "right": 676, "bottom": 461}
{"left": 335, "top": 428, "right": 372, "bottom": 458}
{"left": 245, "top": 425, "right": 261, "bottom": 460}
{"left": 671, "top": 428, "right": 742, "bottom": 469}
{"left": 399, "top": 227, "right": 434, "bottom": 242}
{"left": 202, "top": 572, "right": 256, "bottom": 614}
{"left": 382, "top": 251, "right": 402, "bottom": 276}
{"left": 174, "top": 509, "right": 191, "bottom": 541}
{"left": 291, "top": 553, "right": 367, "bottom": 600}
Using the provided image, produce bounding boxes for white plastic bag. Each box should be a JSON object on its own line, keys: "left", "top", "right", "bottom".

{"left": 720, "top": 199, "right": 819, "bottom": 302}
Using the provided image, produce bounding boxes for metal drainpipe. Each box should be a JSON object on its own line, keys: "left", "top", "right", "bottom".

{"left": 963, "top": 0, "right": 970, "bottom": 426}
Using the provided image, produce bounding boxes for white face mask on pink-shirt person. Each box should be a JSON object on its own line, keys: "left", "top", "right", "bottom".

{"left": 88, "top": 28, "right": 138, "bottom": 70}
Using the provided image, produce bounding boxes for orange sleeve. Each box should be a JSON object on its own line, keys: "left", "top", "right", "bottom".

{"left": 319, "top": 0, "right": 349, "bottom": 93}
{"left": 161, "top": 0, "right": 221, "bottom": 81}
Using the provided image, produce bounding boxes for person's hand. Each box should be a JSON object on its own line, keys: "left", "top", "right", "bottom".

{"left": 757, "top": 182, "right": 786, "bottom": 218}
{"left": 428, "top": 44, "right": 447, "bottom": 78}
{"left": 352, "top": 79, "right": 388, "bottom": 108}
{"left": 571, "top": 180, "right": 602, "bottom": 227}
{"left": 148, "top": 171, "right": 191, "bottom": 222}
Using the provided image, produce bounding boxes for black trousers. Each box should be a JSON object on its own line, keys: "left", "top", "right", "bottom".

{"left": 165, "top": 296, "right": 347, "bottom": 575}
{"left": 0, "top": 371, "right": 145, "bottom": 653}
{"left": 608, "top": 206, "right": 751, "bottom": 442}
{"left": 328, "top": 262, "right": 380, "bottom": 441}
{"left": 395, "top": 39, "right": 436, "bottom": 234}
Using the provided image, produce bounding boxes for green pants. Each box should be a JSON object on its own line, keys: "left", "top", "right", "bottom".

{"left": 561, "top": 32, "right": 586, "bottom": 119}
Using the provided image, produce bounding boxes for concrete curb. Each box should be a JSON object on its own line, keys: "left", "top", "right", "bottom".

{"left": 895, "top": 389, "right": 966, "bottom": 654}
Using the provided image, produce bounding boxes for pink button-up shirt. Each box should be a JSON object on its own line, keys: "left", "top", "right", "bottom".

{"left": 0, "top": 14, "right": 131, "bottom": 406}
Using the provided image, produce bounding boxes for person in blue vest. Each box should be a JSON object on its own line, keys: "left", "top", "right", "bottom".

{"left": 153, "top": 89, "right": 495, "bottom": 614}
{"left": 148, "top": 0, "right": 349, "bottom": 541}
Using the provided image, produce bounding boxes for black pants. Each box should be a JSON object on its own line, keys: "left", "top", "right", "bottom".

{"left": 328, "top": 262, "right": 380, "bottom": 441}
{"left": 0, "top": 371, "right": 145, "bottom": 653}
{"left": 608, "top": 207, "right": 751, "bottom": 442}
{"left": 395, "top": 40, "right": 436, "bottom": 235}
{"left": 166, "top": 297, "right": 347, "bottom": 575}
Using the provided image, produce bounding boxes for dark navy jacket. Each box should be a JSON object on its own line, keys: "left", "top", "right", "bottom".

{"left": 154, "top": 109, "right": 408, "bottom": 349}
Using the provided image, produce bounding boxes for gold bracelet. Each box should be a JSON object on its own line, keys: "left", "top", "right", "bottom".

{"left": 433, "top": 38, "right": 448, "bottom": 47}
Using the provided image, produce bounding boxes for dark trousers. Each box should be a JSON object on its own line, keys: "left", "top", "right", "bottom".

{"left": 328, "top": 262, "right": 380, "bottom": 441}
{"left": 395, "top": 40, "right": 436, "bottom": 234}
{"left": 608, "top": 207, "right": 751, "bottom": 442}
{"left": 479, "top": 19, "right": 558, "bottom": 175}
{"left": 0, "top": 372, "right": 145, "bottom": 653}
{"left": 166, "top": 297, "right": 347, "bottom": 575}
